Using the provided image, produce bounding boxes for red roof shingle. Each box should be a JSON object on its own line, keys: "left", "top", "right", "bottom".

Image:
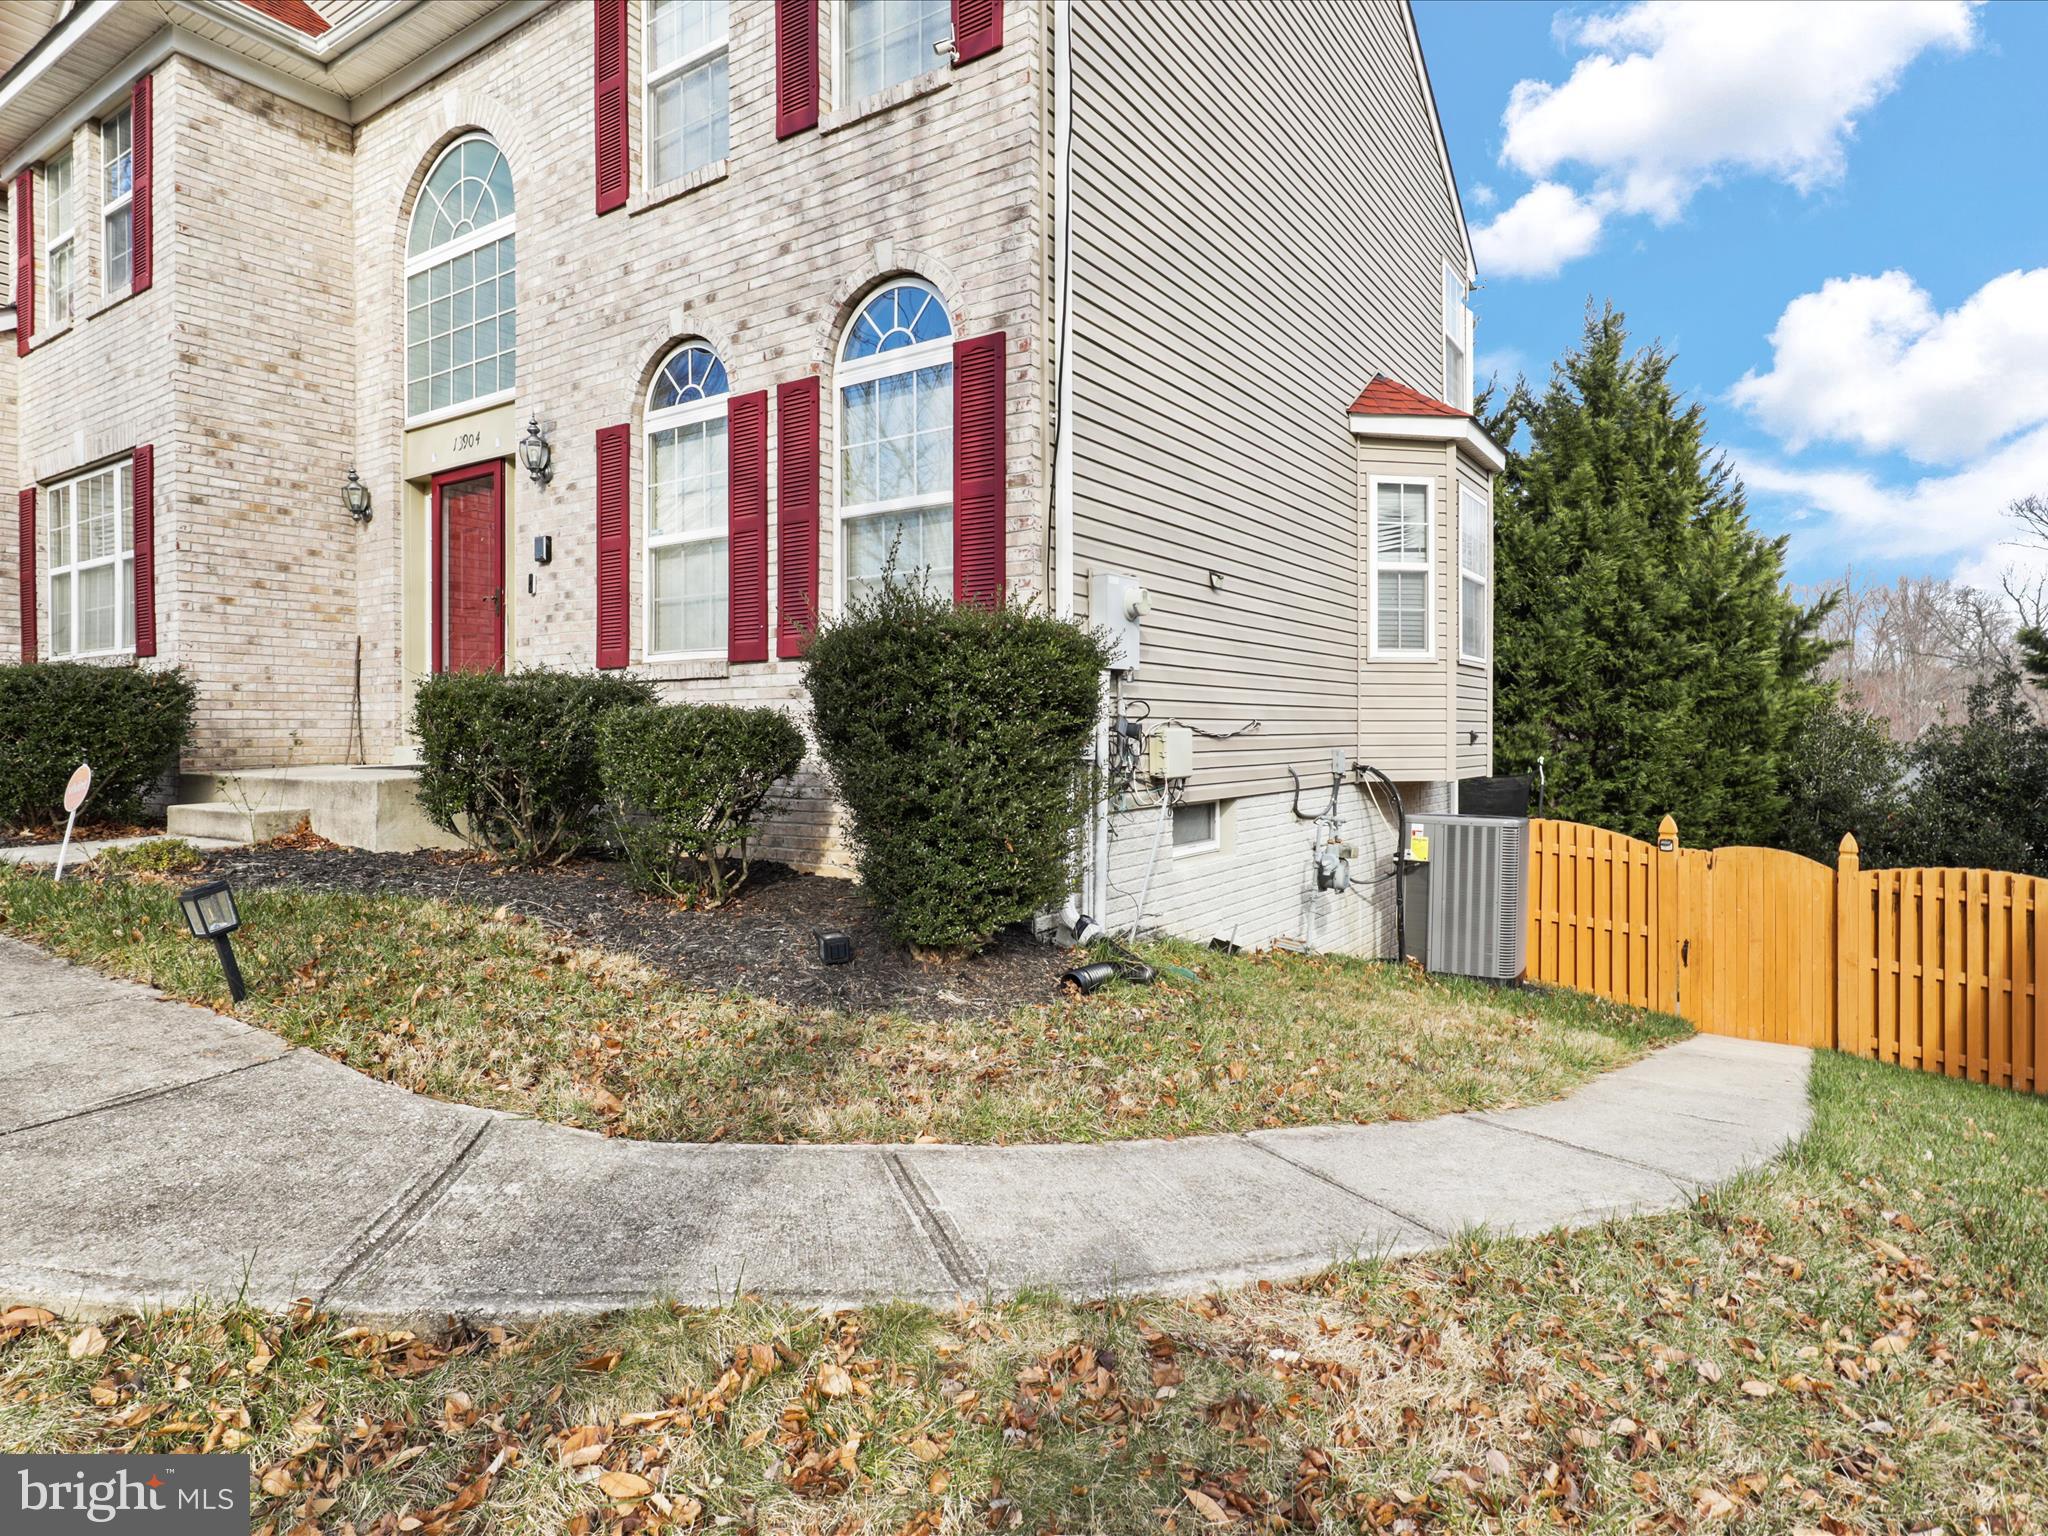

{"left": 236, "top": 0, "right": 330, "bottom": 37}
{"left": 1347, "top": 374, "right": 1467, "bottom": 419}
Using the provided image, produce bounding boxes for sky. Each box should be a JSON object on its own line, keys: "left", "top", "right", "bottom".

{"left": 1411, "top": 0, "right": 2048, "bottom": 594}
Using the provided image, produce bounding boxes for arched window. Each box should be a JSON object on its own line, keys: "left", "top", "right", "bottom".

{"left": 645, "top": 341, "right": 731, "bottom": 656}
{"left": 406, "top": 134, "right": 516, "bottom": 420}
{"left": 836, "top": 278, "right": 953, "bottom": 605}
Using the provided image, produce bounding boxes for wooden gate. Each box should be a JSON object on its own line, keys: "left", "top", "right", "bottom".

{"left": 1674, "top": 845, "right": 1833, "bottom": 1046}
{"left": 1527, "top": 814, "right": 2048, "bottom": 1093}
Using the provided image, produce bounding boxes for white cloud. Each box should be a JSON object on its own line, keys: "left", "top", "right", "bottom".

{"left": 1731, "top": 268, "right": 2048, "bottom": 464}
{"left": 1739, "top": 423, "right": 2048, "bottom": 572}
{"left": 1468, "top": 181, "right": 1498, "bottom": 209}
{"left": 1478, "top": 0, "right": 1975, "bottom": 278}
{"left": 1471, "top": 181, "right": 1606, "bottom": 279}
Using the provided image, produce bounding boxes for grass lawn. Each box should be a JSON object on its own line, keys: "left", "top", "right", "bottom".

{"left": 0, "top": 853, "right": 1680, "bottom": 1144}
{"left": 3, "top": 1055, "right": 2044, "bottom": 1532}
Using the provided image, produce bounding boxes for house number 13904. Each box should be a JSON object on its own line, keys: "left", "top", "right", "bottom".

{"left": 451, "top": 430, "right": 482, "bottom": 453}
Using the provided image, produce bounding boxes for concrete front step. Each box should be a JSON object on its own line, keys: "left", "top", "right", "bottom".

{"left": 173, "top": 766, "right": 465, "bottom": 853}
{"left": 166, "top": 803, "right": 310, "bottom": 843}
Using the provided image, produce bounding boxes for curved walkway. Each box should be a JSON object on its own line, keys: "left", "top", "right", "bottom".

{"left": 0, "top": 935, "right": 1812, "bottom": 1322}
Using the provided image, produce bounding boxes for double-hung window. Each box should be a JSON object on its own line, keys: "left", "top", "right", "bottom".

{"left": 837, "top": 279, "right": 954, "bottom": 606}
{"left": 645, "top": 342, "right": 731, "bottom": 657}
{"left": 842, "top": 0, "right": 952, "bottom": 102}
{"left": 47, "top": 460, "right": 133, "bottom": 659}
{"left": 1441, "top": 261, "right": 1473, "bottom": 412}
{"left": 646, "top": 0, "right": 729, "bottom": 185}
{"left": 45, "top": 149, "right": 74, "bottom": 326}
{"left": 1459, "top": 483, "right": 1490, "bottom": 663}
{"left": 1371, "top": 478, "right": 1432, "bottom": 659}
{"left": 102, "top": 108, "right": 132, "bottom": 295}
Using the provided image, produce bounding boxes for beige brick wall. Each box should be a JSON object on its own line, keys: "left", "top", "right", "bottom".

{"left": 347, "top": 0, "right": 1050, "bottom": 867}
{"left": 171, "top": 57, "right": 357, "bottom": 770}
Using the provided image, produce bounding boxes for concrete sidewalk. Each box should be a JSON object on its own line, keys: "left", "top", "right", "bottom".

{"left": 0, "top": 934, "right": 1813, "bottom": 1322}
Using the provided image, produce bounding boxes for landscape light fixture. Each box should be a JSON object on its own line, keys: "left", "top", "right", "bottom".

{"left": 518, "top": 415, "right": 553, "bottom": 488}
{"left": 177, "top": 879, "right": 247, "bottom": 1003}
{"left": 341, "top": 468, "right": 373, "bottom": 523}
{"left": 817, "top": 930, "right": 854, "bottom": 966}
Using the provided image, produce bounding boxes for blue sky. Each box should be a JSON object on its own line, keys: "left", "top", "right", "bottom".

{"left": 1413, "top": 0, "right": 2048, "bottom": 590}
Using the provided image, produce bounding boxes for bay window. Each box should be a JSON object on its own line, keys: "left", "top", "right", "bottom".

{"left": 1459, "top": 483, "right": 1490, "bottom": 663}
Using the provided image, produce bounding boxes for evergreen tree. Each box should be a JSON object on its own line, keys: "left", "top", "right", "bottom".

{"left": 1484, "top": 306, "right": 1830, "bottom": 846}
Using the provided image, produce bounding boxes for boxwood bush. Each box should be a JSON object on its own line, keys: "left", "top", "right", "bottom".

{"left": 804, "top": 576, "right": 1109, "bottom": 950}
{"left": 597, "top": 702, "right": 805, "bottom": 905}
{"left": 412, "top": 668, "right": 654, "bottom": 863}
{"left": 0, "top": 664, "right": 196, "bottom": 831}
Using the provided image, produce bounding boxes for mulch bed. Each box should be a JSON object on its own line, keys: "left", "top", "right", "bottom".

{"left": 195, "top": 845, "right": 1077, "bottom": 1021}
{"left": 0, "top": 819, "right": 163, "bottom": 849}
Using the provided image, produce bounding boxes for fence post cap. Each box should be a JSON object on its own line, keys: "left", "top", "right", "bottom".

{"left": 1656, "top": 813, "right": 1678, "bottom": 841}
{"left": 1838, "top": 832, "right": 1859, "bottom": 858}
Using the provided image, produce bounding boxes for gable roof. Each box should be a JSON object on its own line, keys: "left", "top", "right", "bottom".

{"left": 1347, "top": 374, "right": 1468, "bottom": 419}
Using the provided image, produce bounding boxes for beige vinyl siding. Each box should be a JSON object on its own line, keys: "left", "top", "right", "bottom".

{"left": 1068, "top": 0, "right": 1468, "bottom": 803}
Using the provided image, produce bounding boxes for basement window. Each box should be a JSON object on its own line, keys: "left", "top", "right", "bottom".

{"left": 1171, "top": 801, "right": 1221, "bottom": 856}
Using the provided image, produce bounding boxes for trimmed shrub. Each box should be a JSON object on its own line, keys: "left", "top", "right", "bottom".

{"left": 0, "top": 664, "right": 196, "bottom": 831}
{"left": 412, "top": 668, "right": 655, "bottom": 863}
{"left": 803, "top": 576, "right": 1109, "bottom": 950}
{"left": 598, "top": 702, "right": 806, "bottom": 904}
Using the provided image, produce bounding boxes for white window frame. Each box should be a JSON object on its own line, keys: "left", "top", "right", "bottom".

{"left": 643, "top": 0, "right": 730, "bottom": 189}
{"left": 404, "top": 132, "right": 517, "bottom": 427}
{"left": 1458, "top": 481, "right": 1490, "bottom": 665}
{"left": 836, "top": 0, "right": 953, "bottom": 108}
{"left": 101, "top": 107, "right": 132, "bottom": 297}
{"left": 1441, "top": 260, "right": 1473, "bottom": 413}
{"left": 833, "top": 276, "right": 955, "bottom": 611}
{"left": 1169, "top": 800, "right": 1223, "bottom": 858}
{"left": 44, "top": 147, "right": 74, "bottom": 328}
{"left": 45, "top": 458, "right": 134, "bottom": 661}
{"left": 643, "top": 344, "right": 730, "bottom": 662}
{"left": 1368, "top": 475, "right": 1435, "bottom": 662}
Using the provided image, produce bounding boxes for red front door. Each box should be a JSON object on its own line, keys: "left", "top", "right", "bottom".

{"left": 432, "top": 463, "right": 505, "bottom": 674}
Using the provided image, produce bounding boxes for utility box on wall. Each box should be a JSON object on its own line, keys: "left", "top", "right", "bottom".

{"left": 1089, "top": 569, "right": 1149, "bottom": 673}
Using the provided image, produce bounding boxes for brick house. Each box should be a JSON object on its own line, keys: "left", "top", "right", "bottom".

{"left": 0, "top": 0, "right": 1500, "bottom": 957}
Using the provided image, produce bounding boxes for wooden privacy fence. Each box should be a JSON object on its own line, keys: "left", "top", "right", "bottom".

{"left": 1527, "top": 816, "right": 2046, "bottom": 1095}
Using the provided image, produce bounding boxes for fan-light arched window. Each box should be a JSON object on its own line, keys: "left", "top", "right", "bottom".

{"left": 406, "top": 134, "right": 516, "bottom": 420}
{"left": 836, "top": 279, "right": 953, "bottom": 605}
{"left": 646, "top": 341, "right": 731, "bottom": 656}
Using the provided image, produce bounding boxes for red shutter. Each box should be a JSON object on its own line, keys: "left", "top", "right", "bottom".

{"left": 16, "top": 488, "right": 33, "bottom": 663}
{"left": 774, "top": 0, "right": 819, "bottom": 139}
{"left": 131, "top": 73, "right": 153, "bottom": 293}
{"left": 593, "top": 0, "right": 630, "bottom": 214}
{"left": 595, "top": 423, "right": 631, "bottom": 667}
{"left": 13, "top": 171, "right": 32, "bottom": 356}
{"left": 728, "top": 390, "right": 770, "bottom": 663}
{"left": 952, "top": 332, "right": 1006, "bottom": 605}
{"left": 775, "top": 375, "right": 820, "bottom": 658}
{"left": 132, "top": 445, "right": 156, "bottom": 657}
{"left": 953, "top": 0, "right": 1002, "bottom": 63}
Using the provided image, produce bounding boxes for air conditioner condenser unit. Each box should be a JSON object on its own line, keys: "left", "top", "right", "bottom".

{"left": 1401, "top": 812, "right": 1528, "bottom": 983}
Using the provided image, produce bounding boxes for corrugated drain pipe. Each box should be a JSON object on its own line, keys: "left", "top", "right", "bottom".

{"left": 1354, "top": 763, "right": 1408, "bottom": 966}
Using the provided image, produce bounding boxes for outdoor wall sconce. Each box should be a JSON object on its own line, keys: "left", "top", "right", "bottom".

{"left": 342, "top": 468, "right": 373, "bottom": 524}
{"left": 518, "top": 415, "right": 553, "bottom": 488}
{"left": 177, "top": 879, "right": 247, "bottom": 1003}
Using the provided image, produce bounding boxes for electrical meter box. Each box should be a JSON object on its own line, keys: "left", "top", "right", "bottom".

{"left": 1089, "top": 569, "right": 1149, "bottom": 673}
{"left": 1146, "top": 725, "right": 1194, "bottom": 781}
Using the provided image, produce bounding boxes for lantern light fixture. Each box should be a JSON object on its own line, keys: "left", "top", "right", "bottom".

{"left": 177, "top": 879, "right": 248, "bottom": 1002}
{"left": 518, "top": 415, "right": 553, "bottom": 488}
{"left": 342, "top": 468, "right": 373, "bottom": 523}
